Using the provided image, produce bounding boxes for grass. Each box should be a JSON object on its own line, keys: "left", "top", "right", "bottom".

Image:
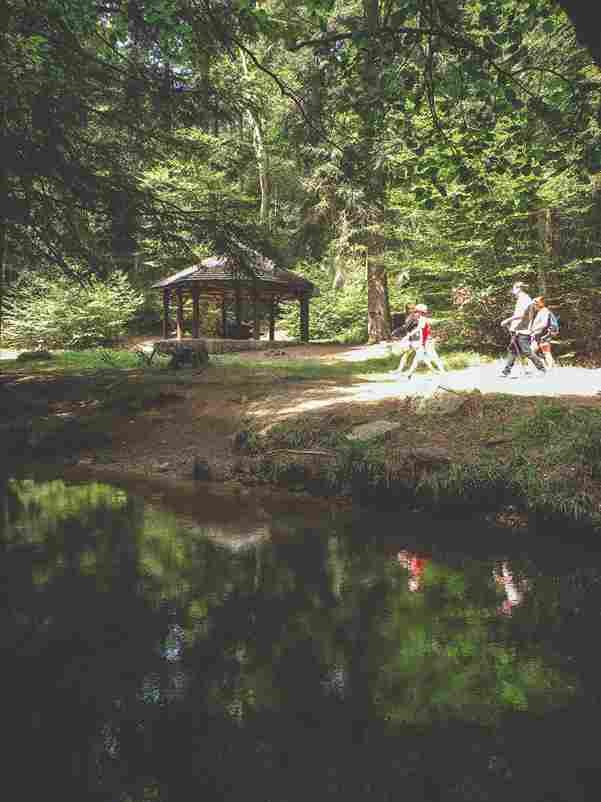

{"left": 512, "top": 400, "right": 601, "bottom": 481}
{"left": 0, "top": 348, "right": 142, "bottom": 373}
{"left": 211, "top": 348, "right": 487, "bottom": 382}
{"left": 234, "top": 393, "right": 601, "bottom": 531}
{"left": 1, "top": 342, "right": 489, "bottom": 382}
{"left": 211, "top": 352, "right": 396, "bottom": 380}
{"left": 3, "top": 342, "right": 601, "bottom": 531}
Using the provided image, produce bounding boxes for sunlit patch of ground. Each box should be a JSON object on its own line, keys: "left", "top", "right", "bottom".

{"left": 246, "top": 357, "right": 601, "bottom": 425}
{"left": 5, "top": 341, "right": 601, "bottom": 483}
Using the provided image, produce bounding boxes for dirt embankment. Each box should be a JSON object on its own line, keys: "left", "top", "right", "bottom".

{"left": 3, "top": 343, "right": 601, "bottom": 531}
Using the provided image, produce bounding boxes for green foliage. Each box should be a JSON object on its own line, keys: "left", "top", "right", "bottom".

{"left": 448, "top": 286, "right": 518, "bottom": 350}
{"left": 2, "top": 271, "right": 143, "bottom": 349}
{"left": 279, "top": 260, "right": 369, "bottom": 342}
{"left": 512, "top": 401, "right": 573, "bottom": 443}
{"left": 212, "top": 351, "right": 399, "bottom": 380}
{"left": 279, "top": 259, "right": 412, "bottom": 342}
{"left": 4, "top": 0, "right": 601, "bottom": 351}
{"left": 554, "top": 408, "right": 601, "bottom": 480}
{"left": 416, "top": 462, "right": 518, "bottom": 513}
{"left": 0, "top": 349, "right": 146, "bottom": 374}
{"left": 511, "top": 402, "right": 601, "bottom": 480}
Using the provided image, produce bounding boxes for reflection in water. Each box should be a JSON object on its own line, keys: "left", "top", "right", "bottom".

{"left": 494, "top": 561, "right": 530, "bottom": 616}
{"left": 2, "top": 475, "right": 601, "bottom": 801}
{"left": 397, "top": 549, "right": 429, "bottom": 592}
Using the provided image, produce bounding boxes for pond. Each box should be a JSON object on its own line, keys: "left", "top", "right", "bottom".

{"left": 2, "top": 471, "right": 601, "bottom": 801}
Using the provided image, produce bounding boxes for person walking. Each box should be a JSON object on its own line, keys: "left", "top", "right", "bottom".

{"left": 530, "top": 296, "right": 556, "bottom": 370}
{"left": 499, "top": 282, "right": 546, "bottom": 378}
{"left": 389, "top": 304, "right": 419, "bottom": 374}
{"left": 400, "top": 304, "right": 443, "bottom": 379}
{"left": 423, "top": 309, "right": 446, "bottom": 374}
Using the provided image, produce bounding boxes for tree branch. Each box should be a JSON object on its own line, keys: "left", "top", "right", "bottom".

{"left": 288, "top": 26, "right": 437, "bottom": 52}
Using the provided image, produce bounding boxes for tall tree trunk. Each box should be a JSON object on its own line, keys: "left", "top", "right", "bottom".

{"left": 534, "top": 208, "right": 560, "bottom": 296}
{"left": 240, "top": 51, "right": 271, "bottom": 228}
{"left": 361, "top": 0, "right": 391, "bottom": 342}
{"left": 251, "top": 116, "right": 270, "bottom": 227}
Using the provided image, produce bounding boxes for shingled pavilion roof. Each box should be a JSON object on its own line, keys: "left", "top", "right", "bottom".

{"left": 151, "top": 253, "right": 318, "bottom": 300}
{"left": 151, "top": 252, "right": 317, "bottom": 342}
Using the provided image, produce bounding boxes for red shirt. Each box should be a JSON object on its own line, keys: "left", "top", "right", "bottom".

{"left": 421, "top": 321, "right": 431, "bottom": 345}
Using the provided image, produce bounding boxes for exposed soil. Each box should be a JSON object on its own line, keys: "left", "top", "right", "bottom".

{"left": 4, "top": 342, "right": 601, "bottom": 490}
{"left": 70, "top": 344, "right": 601, "bottom": 480}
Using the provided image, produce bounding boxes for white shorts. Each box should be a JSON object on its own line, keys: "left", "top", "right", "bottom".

{"left": 390, "top": 337, "right": 411, "bottom": 355}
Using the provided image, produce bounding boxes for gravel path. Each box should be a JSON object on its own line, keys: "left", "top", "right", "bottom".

{"left": 0, "top": 349, "right": 20, "bottom": 361}
{"left": 402, "top": 362, "right": 601, "bottom": 398}
{"left": 2, "top": 341, "right": 600, "bottom": 398}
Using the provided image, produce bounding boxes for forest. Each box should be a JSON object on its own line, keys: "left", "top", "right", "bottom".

{"left": 2, "top": 0, "right": 601, "bottom": 350}
{"left": 6, "top": 7, "right": 601, "bottom": 798}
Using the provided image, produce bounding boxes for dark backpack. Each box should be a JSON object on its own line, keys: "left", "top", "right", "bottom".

{"left": 403, "top": 313, "right": 419, "bottom": 334}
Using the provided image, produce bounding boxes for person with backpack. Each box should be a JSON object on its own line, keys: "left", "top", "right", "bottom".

{"left": 389, "top": 303, "right": 419, "bottom": 374}
{"left": 530, "top": 296, "right": 558, "bottom": 370}
{"left": 499, "top": 281, "right": 546, "bottom": 378}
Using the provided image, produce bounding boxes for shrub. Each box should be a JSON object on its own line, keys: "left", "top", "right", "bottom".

{"left": 279, "top": 260, "right": 368, "bottom": 342}
{"left": 450, "top": 277, "right": 601, "bottom": 355}
{"left": 2, "top": 271, "right": 143, "bottom": 350}
{"left": 450, "top": 285, "right": 513, "bottom": 350}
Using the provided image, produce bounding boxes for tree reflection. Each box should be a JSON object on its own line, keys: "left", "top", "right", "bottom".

{"left": 1, "top": 476, "right": 599, "bottom": 801}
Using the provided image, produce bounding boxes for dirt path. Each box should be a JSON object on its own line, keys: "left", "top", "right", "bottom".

{"left": 76, "top": 344, "right": 600, "bottom": 478}
{"left": 7, "top": 342, "right": 598, "bottom": 481}
{"left": 218, "top": 342, "right": 601, "bottom": 398}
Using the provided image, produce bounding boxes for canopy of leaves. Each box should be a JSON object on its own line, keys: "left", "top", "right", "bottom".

{"left": 2, "top": 0, "right": 601, "bottom": 344}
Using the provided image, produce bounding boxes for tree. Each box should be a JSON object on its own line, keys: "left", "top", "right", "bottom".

{"left": 557, "top": 0, "right": 601, "bottom": 68}
{"left": 0, "top": 1, "right": 273, "bottom": 289}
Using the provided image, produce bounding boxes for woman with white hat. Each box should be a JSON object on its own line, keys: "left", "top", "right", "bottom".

{"left": 399, "top": 304, "right": 445, "bottom": 379}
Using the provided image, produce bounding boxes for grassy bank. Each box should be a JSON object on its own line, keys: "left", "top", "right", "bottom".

{"left": 211, "top": 346, "right": 490, "bottom": 380}
{"left": 233, "top": 396, "right": 601, "bottom": 533}
{"left": 2, "top": 345, "right": 601, "bottom": 534}
{"left": 0, "top": 348, "right": 145, "bottom": 373}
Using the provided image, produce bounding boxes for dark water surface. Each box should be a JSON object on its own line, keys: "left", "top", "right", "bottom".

{"left": 2, "top": 473, "right": 601, "bottom": 801}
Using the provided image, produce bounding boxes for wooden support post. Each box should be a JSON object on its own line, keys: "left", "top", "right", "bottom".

{"left": 162, "top": 289, "right": 170, "bottom": 339}
{"left": 192, "top": 288, "right": 200, "bottom": 339}
{"left": 235, "top": 286, "right": 242, "bottom": 327}
{"left": 300, "top": 295, "right": 309, "bottom": 342}
{"left": 221, "top": 297, "right": 227, "bottom": 338}
{"left": 252, "top": 289, "right": 260, "bottom": 340}
{"left": 269, "top": 298, "right": 276, "bottom": 341}
{"left": 176, "top": 289, "right": 184, "bottom": 340}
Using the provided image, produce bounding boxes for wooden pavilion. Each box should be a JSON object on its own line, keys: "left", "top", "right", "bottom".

{"left": 151, "top": 252, "right": 318, "bottom": 342}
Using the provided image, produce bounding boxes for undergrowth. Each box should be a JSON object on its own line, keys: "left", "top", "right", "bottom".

{"left": 237, "top": 401, "right": 601, "bottom": 532}
{"left": 513, "top": 401, "right": 601, "bottom": 480}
